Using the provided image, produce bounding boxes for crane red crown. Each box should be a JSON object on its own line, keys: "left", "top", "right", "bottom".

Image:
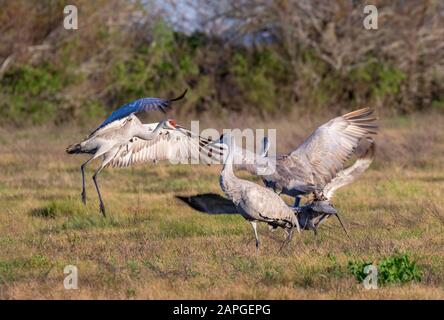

{"left": 167, "top": 119, "right": 177, "bottom": 128}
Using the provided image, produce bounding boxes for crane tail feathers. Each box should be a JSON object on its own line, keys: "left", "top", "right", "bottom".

{"left": 66, "top": 143, "right": 82, "bottom": 154}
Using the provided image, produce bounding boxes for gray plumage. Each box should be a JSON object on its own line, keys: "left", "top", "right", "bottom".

{"left": 179, "top": 137, "right": 375, "bottom": 236}
{"left": 66, "top": 115, "right": 177, "bottom": 216}
{"left": 267, "top": 108, "right": 377, "bottom": 200}
{"left": 215, "top": 108, "right": 377, "bottom": 205}
{"left": 67, "top": 116, "right": 221, "bottom": 216}
{"left": 66, "top": 91, "right": 189, "bottom": 216}
{"left": 294, "top": 138, "right": 375, "bottom": 235}
{"left": 219, "top": 134, "right": 300, "bottom": 252}
{"left": 109, "top": 122, "right": 222, "bottom": 168}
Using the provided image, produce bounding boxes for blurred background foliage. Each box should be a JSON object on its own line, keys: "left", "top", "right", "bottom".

{"left": 1, "top": 0, "right": 443, "bottom": 126}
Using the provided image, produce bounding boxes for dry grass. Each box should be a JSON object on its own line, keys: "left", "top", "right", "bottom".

{"left": 0, "top": 112, "right": 443, "bottom": 299}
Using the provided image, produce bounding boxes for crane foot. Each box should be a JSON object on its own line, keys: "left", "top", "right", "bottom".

{"left": 81, "top": 192, "right": 86, "bottom": 205}
{"left": 99, "top": 204, "right": 106, "bottom": 217}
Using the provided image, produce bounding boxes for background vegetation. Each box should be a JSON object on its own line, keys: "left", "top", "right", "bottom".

{"left": 0, "top": 0, "right": 443, "bottom": 299}
{"left": 1, "top": 0, "right": 444, "bottom": 126}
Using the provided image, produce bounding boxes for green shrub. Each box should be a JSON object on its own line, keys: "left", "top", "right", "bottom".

{"left": 348, "top": 252, "right": 422, "bottom": 286}
{"left": 1, "top": 65, "right": 58, "bottom": 123}
{"left": 349, "top": 60, "right": 405, "bottom": 102}
{"left": 230, "top": 49, "right": 292, "bottom": 114}
{"left": 347, "top": 259, "right": 373, "bottom": 283}
{"left": 0, "top": 63, "right": 76, "bottom": 125}
{"left": 109, "top": 20, "right": 195, "bottom": 108}
{"left": 1, "top": 1, "right": 442, "bottom": 126}
{"left": 378, "top": 253, "right": 422, "bottom": 285}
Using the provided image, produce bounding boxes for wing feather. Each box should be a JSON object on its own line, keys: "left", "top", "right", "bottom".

{"left": 323, "top": 137, "right": 375, "bottom": 199}
{"left": 94, "top": 90, "right": 187, "bottom": 132}
{"left": 109, "top": 124, "right": 221, "bottom": 168}
{"left": 290, "top": 108, "right": 378, "bottom": 187}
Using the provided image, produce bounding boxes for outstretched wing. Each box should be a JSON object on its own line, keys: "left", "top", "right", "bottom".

{"left": 290, "top": 108, "right": 377, "bottom": 187}
{"left": 109, "top": 123, "right": 222, "bottom": 168}
{"left": 323, "top": 137, "right": 375, "bottom": 200}
{"left": 95, "top": 89, "right": 187, "bottom": 131}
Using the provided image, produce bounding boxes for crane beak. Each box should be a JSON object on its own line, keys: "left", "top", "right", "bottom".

{"left": 176, "top": 124, "right": 188, "bottom": 131}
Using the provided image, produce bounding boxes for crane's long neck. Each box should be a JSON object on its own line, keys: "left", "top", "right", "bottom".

{"left": 133, "top": 120, "right": 164, "bottom": 141}
{"left": 220, "top": 138, "right": 241, "bottom": 202}
{"left": 222, "top": 145, "right": 235, "bottom": 176}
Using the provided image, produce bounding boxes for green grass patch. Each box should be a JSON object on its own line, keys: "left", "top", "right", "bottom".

{"left": 30, "top": 198, "right": 86, "bottom": 218}
{"left": 0, "top": 254, "right": 51, "bottom": 281}
{"left": 59, "top": 215, "right": 122, "bottom": 231}
{"left": 159, "top": 219, "right": 211, "bottom": 238}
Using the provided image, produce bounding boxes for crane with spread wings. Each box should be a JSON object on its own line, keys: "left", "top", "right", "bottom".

{"left": 177, "top": 137, "right": 375, "bottom": 237}
{"left": 210, "top": 108, "right": 378, "bottom": 207}
{"left": 66, "top": 90, "right": 221, "bottom": 216}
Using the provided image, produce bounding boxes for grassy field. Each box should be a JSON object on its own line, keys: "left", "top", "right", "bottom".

{"left": 0, "top": 113, "right": 443, "bottom": 299}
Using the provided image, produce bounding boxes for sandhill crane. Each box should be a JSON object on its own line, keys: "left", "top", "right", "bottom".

{"left": 219, "top": 133, "right": 300, "bottom": 252}
{"left": 107, "top": 121, "right": 221, "bottom": 168}
{"left": 295, "top": 137, "right": 375, "bottom": 235}
{"left": 213, "top": 108, "right": 377, "bottom": 207}
{"left": 178, "top": 137, "right": 375, "bottom": 236}
{"left": 65, "top": 90, "right": 215, "bottom": 216}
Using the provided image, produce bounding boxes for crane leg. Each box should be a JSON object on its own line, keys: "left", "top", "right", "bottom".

{"left": 300, "top": 216, "right": 309, "bottom": 230}
{"left": 287, "top": 228, "right": 294, "bottom": 241}
{"left": 80, "top": 157, "right": 94, "bottom": 205}
{"left": 293, "top": 196, "right": 301, "bottom": 208}
{"left": 91, "top": 150, "right": 118, "bottom": 217}
{"left": 250, "top": 221, "right": 260, "bottom": 254}
{"left": 309, "top": 218, "right": 320, "bottom": 237}
{"left": 294, "top": 216, "right": 301, "bottom": 234}
{"left": 278, "top": 228, "right": 294, "bottom": 253}
{"left": 92, "top": 165, "right": 106, "bottom": 217}
{"left": 312, "top": 225, "right": 318, "bottom": 237}
{"left": 93, "top": 148, "right": 119, "bottom": 217}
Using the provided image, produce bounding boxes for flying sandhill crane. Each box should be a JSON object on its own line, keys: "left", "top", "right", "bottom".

{"left": 107, "top": 121, "right": 220, "bottom": 168}
{"left": 178, "top": 137, "right": 375, "bottom": 237}
{"left": 213, "top": 108, "right": 378, "bottom": 207}
{"left": 66, "top": 90, "right": 217, "bottom": 216}
{"left": 219, "top": 133, "right": 300, "bottom": 252}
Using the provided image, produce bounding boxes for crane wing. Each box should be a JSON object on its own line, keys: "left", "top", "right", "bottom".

{"left": 323, "top": 137, "right": 375, "bottom": 200}
{"left": 109, "top": 124, "right": 221, "bottom": 168}
{"left": 289, "top": 108, "right": 377, "bottom": 187}
{"left": 94, "top": 89, "right": 187, "bottom": 132}
{"left": 205, "top": 139, "right": 276, "bottom": 175}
